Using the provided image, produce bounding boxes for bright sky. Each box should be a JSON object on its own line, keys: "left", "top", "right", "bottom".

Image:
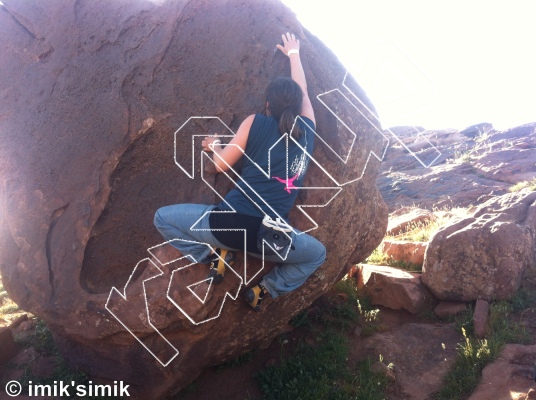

{"left": 282, "top": 0, "right": 536, "bottom": 131}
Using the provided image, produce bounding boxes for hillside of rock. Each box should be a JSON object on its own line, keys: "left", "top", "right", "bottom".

{"left": 378, "top": 122, "right": 536, "bottom": 211}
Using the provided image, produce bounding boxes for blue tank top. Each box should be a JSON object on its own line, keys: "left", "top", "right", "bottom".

{"left": 216, "top": 114, "right": 315, "bottom": 220}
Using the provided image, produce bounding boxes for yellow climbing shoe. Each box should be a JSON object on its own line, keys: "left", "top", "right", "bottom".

{"left": 244, "top": 285, "right": 266, "bottom": 311}
{"left": 207, "top": 248, "right": 235, "bottom": 284}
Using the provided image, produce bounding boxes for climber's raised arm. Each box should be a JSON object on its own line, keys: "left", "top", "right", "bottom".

{"left": 202, "top": 114, "right": 254, "bottom": 172}
{"left": 276, "top": 32, "right": 315, "bottom": 126}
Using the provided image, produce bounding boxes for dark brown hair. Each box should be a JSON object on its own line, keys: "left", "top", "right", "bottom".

{"left": 264, "top": 77, "right": 303, "bottom": 139}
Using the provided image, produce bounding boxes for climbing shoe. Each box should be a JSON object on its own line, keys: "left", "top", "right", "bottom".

{"left": 244, "top": 285, "right": 267, "bottom": 312}
{"left": 207, "top": 248, "right": 235, "bottom": 284}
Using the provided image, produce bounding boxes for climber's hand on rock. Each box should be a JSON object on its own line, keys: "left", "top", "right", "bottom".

{"left": 202, "top": 135, "right": 221, "bottom": 152}
{"left": 276, "top": 32, "right": 300, "bottom": 57}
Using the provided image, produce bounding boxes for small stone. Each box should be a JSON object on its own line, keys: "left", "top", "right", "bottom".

{"left": 9, "top": 314, "right": 28, "bottom": 329}
{"left": 370, "top": 361, "right": 396, "bottom": 381}
{"left": 0, "top": 367, "right": 24, "bottom": 385}
{"left": 18, "top": 320, "right": 35, "bottom": 332}
{"left": 473, "top": 299, "right": 490, "bottom": 338}
{"left": 31, "top": 356, "right": 56, "bottom": 377}
{"left": 353, "top": 325, "right": 363, "bottom": 337}
{"left": 347, "top": 265, "right": 360, "bottom": 280}
{"left": 370, "top": 361, "right": 385, "bottom": 373}
{"left": 0, "top": 327, "right": 18, "bottom": 366}
{"left": 264, "top": 358, "right": 277, "bottom": 368}
{"left": 337, "top": 293, "right": 349, "bottom": 301}
{"left": 11, "top": 347, "right": 40, "bottom": 367}
{"left": 434, "top": 301, "right": 467, "bottom": 319}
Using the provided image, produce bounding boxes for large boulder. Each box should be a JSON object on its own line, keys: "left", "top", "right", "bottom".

{"left": 0, "top": 0, "right": 388, "bottom": 397}
{"left": 422, "top": 191, "right": 536, "bottom": 301}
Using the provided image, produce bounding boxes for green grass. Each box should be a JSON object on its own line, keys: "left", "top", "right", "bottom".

{"left": 434, "top": 327, "right": 495, "bottom": 400}
{"left": 256, "top": 277, "right": 389, "bottom": 400}
{"left": 289, "top": 310, "right": 310, "bottom": 328}
{"left": 0, "top": 302, "right": 21, "bottom": 315}
{"left": 474, "top": 129, "right": 491, "bottom": 143}
{"left": 0, "top": 278, "right": 89, "bottom": 396}
{"left": 173, "top": 276, "right": 390, "bottom": 399}
{"left": 388, "top": 219, "right": 437, "bottom": 242}
{"left": 0, "top": 275, "right": 26, "bottom": 325}
{"left": 386, "top": 207, "right": 471, "bottom": 243}
{"left": 365, "top": 248, "right": 389, "bottom": 264}
{"left": 434, "top": 291, "right": 533, "bottom": 399}
{"left": 509, "top": 178, "right": 536, "bottom": 192}
{"left": 15, "top": 319, "right": 56, "bottom": 354}
{"left": 451, "top": 146, "right": 475, "bottom": 165}
{"left": 174, "top": 382, "right": 198, "bottom": 399}
{"left": 386, "top": 259, "right": 423, "bottom": 272}
{"left": 0, "top": 275, "right": 21, "bottom": 315}
{"left": 510, "top": 287, "right": 536, "bottom": 312}
{"left": 365, "top": 248, "right": 423, "bottom": 272}
{"left": 355, "top": 293, "right": 384, "bottom": 337}
{"left": 256, "top": 330, "right": 388, "bottom": 400}
{"left": 324, "top": 279, "right": 361, "bottom": 329}
{"left": 333, "top": 278, "right": 359, "bottom": 303}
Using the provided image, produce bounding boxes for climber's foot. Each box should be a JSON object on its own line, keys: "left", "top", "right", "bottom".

{"left": 244, "top": 285, "right": 267, "bottom": 311}
{"left": 207, "top": 248, "right": 235, "bottom": 284}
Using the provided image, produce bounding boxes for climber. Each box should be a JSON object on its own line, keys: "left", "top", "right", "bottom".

{"left": 154, "top": 32, "right": 326, "bottom": 311}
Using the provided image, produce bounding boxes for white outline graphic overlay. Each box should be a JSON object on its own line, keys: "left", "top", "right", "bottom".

{"left": 105, "top": 257, "right": 179, "bottom": 367}
{"left": 106, "top": 65, "right": 441, "bottom": 364}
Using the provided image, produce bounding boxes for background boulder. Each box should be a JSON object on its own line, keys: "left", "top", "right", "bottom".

{"left": 0, "top": 0, "right": 388, "bottom": 397}
{"left": 422, "top": 191, "right": 536, "bottom": 301}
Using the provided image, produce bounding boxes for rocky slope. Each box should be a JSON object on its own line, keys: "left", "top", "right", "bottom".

{"left": 378, "top": 122, "right": 536, "bottom": 211}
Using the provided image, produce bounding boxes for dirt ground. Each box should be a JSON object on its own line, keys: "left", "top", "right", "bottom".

{"left": 3, "top": 288, "right": 536, "bottom": 400}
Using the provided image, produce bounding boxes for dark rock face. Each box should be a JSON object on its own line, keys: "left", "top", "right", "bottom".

{"left": 0, "top": 0, "right": 387, "bottom": 397}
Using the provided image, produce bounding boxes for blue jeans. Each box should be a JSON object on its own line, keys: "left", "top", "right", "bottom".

{"left": 153, "top": 203, "right": 326, "bottom": 298}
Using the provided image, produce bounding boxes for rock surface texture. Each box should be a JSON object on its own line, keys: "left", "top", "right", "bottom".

{"left": 0, "top": 0, "right": 388, "bottom": 397}
{"left": 468, "top": 344, "right": 536, "bottom": 400}
{"left": 423, "top": 191, "right": 536, "bottom": 301}
{"left": 378, "top": 122, "right": 536, "bottom": 211}
{"left": 355, "top": 323, "right": 463, "bottom": 400}
{"left": 355, "top": 264, "right": 436, "bottom": 314}
{"left": 386, "top": 207, "right": 435, "bottom": 236}
{"left": 381, "top": 239, "right": 427, "bottom": 266}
